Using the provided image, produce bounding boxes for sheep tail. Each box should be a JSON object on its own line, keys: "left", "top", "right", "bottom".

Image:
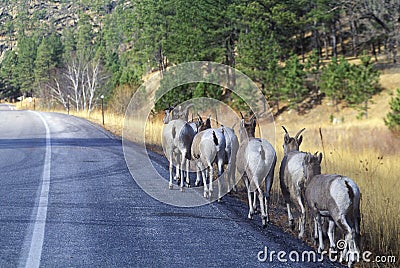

{"left": 212, "top": 131, "right": 219, "bottom": 146}
{"left": 172, "top": 126, "right": 176, "bottom": 139}
{"left": 259, "top": 145, "right": 265, "bottom": 160}
{"left": 344, "top": 180, "right": 354, "bottom": 200}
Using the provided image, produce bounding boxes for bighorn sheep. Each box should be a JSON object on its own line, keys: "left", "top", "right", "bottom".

{"left": 279, "top": 126, "right": 308, "bottom": 238}
{"left": 218, "top": 126, "right": 239, "bottom": 193}
{"left": 236, "top": 114, "right": 276, "bottom": 226}
{"left": 191, "top": 116, "right": 226, "bottom": 200}
{"left": 162, "top": 106, "right": 196, "bottom": 190}
{"left": 303, "top": 152, "right": 361, "bottom": 268}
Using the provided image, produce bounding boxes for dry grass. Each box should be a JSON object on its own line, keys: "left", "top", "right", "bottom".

{"left": 277, "top": 100, "right": 399, "bottom": 266}
{"left": 18, "top": 84, "right": 399, "bottom": 267}
{"left": 137, "top": 104, "right": 400, "bottom": 266}
{"left": 279, "top": 127, "right": 398, "bottom": 264}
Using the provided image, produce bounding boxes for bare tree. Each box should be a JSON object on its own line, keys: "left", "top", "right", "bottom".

{"left": 85, "top": 57, "right": 109, "bottom": 112}
{"left": 47, "top": 77, "right": 68, "bottom": 110}
{"left": 60, "top": 52, "right": 109, "bottom": 112}
{"left": 64, "top": 54, "right": 83, "bottom": 111}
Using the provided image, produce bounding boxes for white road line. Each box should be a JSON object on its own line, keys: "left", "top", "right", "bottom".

{"left": 25, "top": 111, "right": 51, "bottom": 268}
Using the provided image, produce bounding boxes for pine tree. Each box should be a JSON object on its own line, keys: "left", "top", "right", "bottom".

{"left": 34, "top": 37, "right": 53, "bottom": 96}
{"left": 281, "top": 53, "right": 307, "bottom": 112}
{"left": 47, "top": 32, "right": 64, "bottom": 68}
{"left": 346, "top": 52, "right": 380, "bottom": 119}
{"left": 76, "top": 13, "right": 94, "bottom": 60}
{"left": 305, "top": 49, "right": 322, "bottom": 91}
{"left": 15, "top": 35, "right": 37, "bottom": 95}
{"left": 0, "top": 50, "right": 19, "bottom": 99}
{"left": 385, "top": 88, "right": 400, "bottom": 132}
{"left": 319, "top": 56, "right": 351, "bottom": 111}
{"left": 62, "top": 27, "right": 76, "bottom": 61}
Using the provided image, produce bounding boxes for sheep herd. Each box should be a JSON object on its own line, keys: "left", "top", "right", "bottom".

{"left": 162, "top": 105, "right": 361, "bottom": 268}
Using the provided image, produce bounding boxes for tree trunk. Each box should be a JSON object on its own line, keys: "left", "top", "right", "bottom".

{"left": 331, "top": 21, "right": 337, "bottom": 58}
{"left": 300, "top": 31, "right": 305, "bottom": 63}
{"left": 371, "top": 43, "right": 378, "bottom": 62}
{"left": 312, "top": 19, "right": 322, "bottom": 58}
{"left": 322, "top": 24, "right": 329, "bottom": 59}
{"left": 350, "top": 19, "right": 358, "bottom": 57}
{"left": 338, "top": 20, "right": 346, "bottom": 56}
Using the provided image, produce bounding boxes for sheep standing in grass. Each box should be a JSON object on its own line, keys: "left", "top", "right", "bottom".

{"left": 303, "top": 152, "right": 361, "bottom": 268}
{"left": 191, "top": 116, "right": 226, "bottom": 200}
{"left": 236, "top": 114, "right": 276, "bottom": 226}
{"left": 279, "top": 126, "right": 308, "bottom": 238}
{"left": 162, "top": 106, "right": 196, "bottom": 190}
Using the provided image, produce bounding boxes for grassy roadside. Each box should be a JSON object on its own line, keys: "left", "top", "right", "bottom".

{"left": 14, "top": 75, "right": 399, "bottom": 267}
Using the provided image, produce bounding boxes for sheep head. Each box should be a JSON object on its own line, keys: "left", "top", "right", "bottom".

{"left": 303, "top": 152, "right": 323, "bottom": 180}
{"left": 197, "top": 114, "right": 212, "bottom": 132}
{"left": 163, "top": 105, "right": 175, "bottom": 124}
{"left": 282, "top": 126, "right": 305, "bottom": 154}
{"left": 239, "top": 112, "right": 256, "bottom": 141}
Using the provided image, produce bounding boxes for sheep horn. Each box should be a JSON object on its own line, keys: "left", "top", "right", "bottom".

{"left": 240, "top": 111, "right": 244, "bottom": 119}
{"left": 249, "top": 112, "right": 256, "bottom": 121}
{"left": 295, "top": 128, "right": 306, "bottom": 140}
{"left": 282, "top": 126, "right": 289, "bottom": 134}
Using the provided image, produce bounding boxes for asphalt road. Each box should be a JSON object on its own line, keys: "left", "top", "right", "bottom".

{"left": 0, "top": 105, "right": 342, "bottom": 267}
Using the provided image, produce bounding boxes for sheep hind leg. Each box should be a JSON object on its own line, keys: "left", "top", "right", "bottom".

{"left": 217, "top": 159, "right": 224, "bottom": 202}
{"left": 328, "top": 219, "right": 336, "bottom": 250}
{"left": 168, "top": 153, "right": 174, "bottom": 189}
{"left": 316, "top": 214, "right": 325, "bottom": 253}
{"left": 185, "top": 158, "right": 190, "bottom": 188}
{"left": 201, "top": 166, "right": 208, "bottom": 198}
{"left": 336, "top": 215, "right": 358, "bottom": 266}
{"left": 264, "top": 195, "right": 270, "bottom": 223}
{"left": 195, "top": 168, "right": 201, "bottom": 187}
{"left": 208, "top": 164, "right": 214, "bottom": 198}
{"left": 225, "top": 163, "right": 231, "bottom": 193}
{"left": 252, "top": 192, "right": 258, "bottom": 214}
{"left": 257, "top": 187, "right": 267, "bottom": 227}
{"left": 296, "top": 194, "right": 306, "bottom": 239}
{"left": 230, "top": 168, "right": 237, "bottom": 192}
{"left": 230, "top": 159, "right": 237, "bottom": 192}
{"left": 313, "top": 218, "right": 319, "bottom": 246}
{"left": 180, "top": 158, "right": 185, "bottom": 192}
{"left": 286, "top": 203, "right": 295, "bottom": 230}
{"left": 174, "top": 154, "right": 181, "bottom": 183}
{"left": 244, "top": 179, "right": 254, "bottom": 220}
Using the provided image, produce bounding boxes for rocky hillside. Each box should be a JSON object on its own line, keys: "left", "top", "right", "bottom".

{"left": 0, "top": 0, "right": 119, "bottom": 60}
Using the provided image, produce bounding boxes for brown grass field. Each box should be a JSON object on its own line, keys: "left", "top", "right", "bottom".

{"left": 17, "top": 70, "right": 399, "bottom": 267}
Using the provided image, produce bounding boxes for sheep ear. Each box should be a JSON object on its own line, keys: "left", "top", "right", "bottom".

{"left": 318, "top": 152, "right": 323, "bottom": 163}
{"left": 298, "top": 135, "right": 303, "bottom": 146}
{"left": 206, "top": 117, "right": 211, "bottom": 128}
{"left": 284, "top": 133, "right": 290, "bottom": 144}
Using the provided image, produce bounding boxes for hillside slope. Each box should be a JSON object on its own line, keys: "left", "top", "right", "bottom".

{"left": 0, "top": 0, "right": 118, "bottom": 59}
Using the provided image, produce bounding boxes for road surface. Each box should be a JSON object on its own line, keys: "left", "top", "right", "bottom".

{"left": 0, "top": 105, "right": 341, "bottom": 267}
